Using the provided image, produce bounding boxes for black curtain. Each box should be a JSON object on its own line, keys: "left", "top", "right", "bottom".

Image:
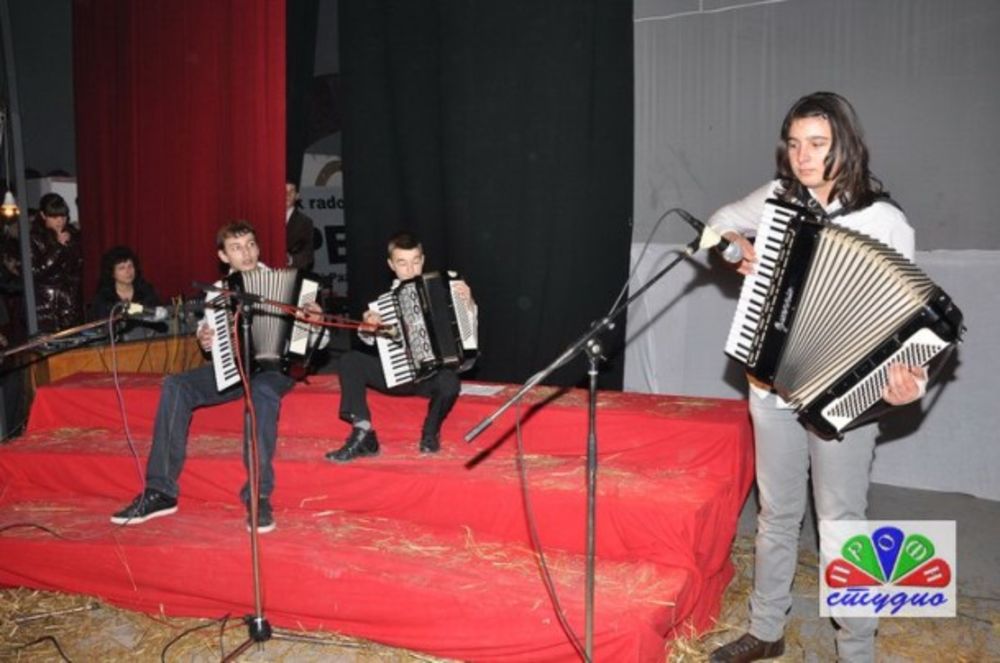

{"left": 286, "top": 0, "right": 320, "bottom": 185}
{"left": 340, "top": 0, "right": 633, "bottom": 388}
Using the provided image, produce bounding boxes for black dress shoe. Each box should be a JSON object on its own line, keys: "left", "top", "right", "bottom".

{"left": 418, "top": 434, "right": 440, "bottom": 453}
{"left": 326, "top": 428, "right": 379, "bottom": 463}
{"left": 709, "top": 633, "right": 784, "bottom": 662}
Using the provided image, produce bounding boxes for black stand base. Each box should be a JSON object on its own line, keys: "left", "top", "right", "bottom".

{"left": 223, "top": 616, "right": 354, "bottom": 660}
{"left": 246, "top": 615, "right": 272, "bottom": 642}
{"left": 222, "top": 616, "right": 273, "bottom": 661}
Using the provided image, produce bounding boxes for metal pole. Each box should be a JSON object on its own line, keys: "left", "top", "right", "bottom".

{"left": 584, "top": 343, "right": 600, "bottom": 660}
{"left": 0, "top": 0, "right": 37, "bottom": 336}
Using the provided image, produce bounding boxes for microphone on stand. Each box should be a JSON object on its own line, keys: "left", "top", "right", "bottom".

{"left": 678, "top": 210, "right": 744, "bottom": 263}
{"left": 192, "top": 280, "right": 265, "bottom": 306}
{"left": 125, "top": 303, "right": 170, "bottom": 322}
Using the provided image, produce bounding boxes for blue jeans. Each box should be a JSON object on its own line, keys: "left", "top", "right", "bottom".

{"left": 748, "top": 390, "right": 878, "bottom": 662}
{"left": 144, "top": 364, "right": 294, "bottom": 504}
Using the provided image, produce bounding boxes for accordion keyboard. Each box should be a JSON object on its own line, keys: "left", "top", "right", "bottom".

{"left": 724, "top": 199, "right": 797, "bottom": 366}
{"left": 208, "top": 292, "right": 240, "bottom": 391}
{"left": 374, "top": 292, "right": 416, "bottom": 388}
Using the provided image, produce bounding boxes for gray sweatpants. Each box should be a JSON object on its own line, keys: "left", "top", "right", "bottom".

{"left": 747, "top": 390, "right": 878, "bottom": 663}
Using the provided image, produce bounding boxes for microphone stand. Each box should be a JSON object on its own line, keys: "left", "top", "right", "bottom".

{"left": 197, "top": 283, "right": 334, "bottom": 660}
{"left": 464, "top": 242, "right": 698, "bottom": 660}
{"left": 0, "top": 316, "right": 121, "bottom": 362}
{"left": 222, "top": 293, "right": 273, "bottom": 659}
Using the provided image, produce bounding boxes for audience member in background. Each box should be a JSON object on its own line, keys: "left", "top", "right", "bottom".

{"left": 286, "top": 181, "right": 316, "bottom": 272}
{"left": 30, "top": 193, "right": 83, "bottom": 333}
{"left": 90, "top": 245, "right": 164, "bottom": 338}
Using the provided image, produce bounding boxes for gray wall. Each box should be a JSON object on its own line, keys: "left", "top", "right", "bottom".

{"left": 633, "top": 0, "right": 1000, "bottom": 250}
{"left": 628, "top": 0, "right": 1000, "bottom": 500}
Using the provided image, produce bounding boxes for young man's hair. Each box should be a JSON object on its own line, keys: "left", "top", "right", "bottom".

{"left": 386, "top": 231, "right": 423, "bottom": 258}
{"left": 216, "top": 220, "right": 257, "bottom": 250}
{"left": 775, "top": 91, "right": 884, "bottom": 211}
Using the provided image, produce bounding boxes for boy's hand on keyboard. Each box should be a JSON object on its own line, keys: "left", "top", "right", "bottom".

{"left": 197, "top": 324, "right": 215, "bottom": 351}
{"left": 360, "top": 309, "right": 382, "bottom": 335}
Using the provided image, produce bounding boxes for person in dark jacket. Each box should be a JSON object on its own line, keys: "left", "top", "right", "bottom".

{"left": 89, "top": 245, "right": 164, "bottom": 338}
{"left": 31, "top": 193, "right": 83, "bottom": 333}
{"left": 285, "top": 182, "right": 316, "bottom": 272}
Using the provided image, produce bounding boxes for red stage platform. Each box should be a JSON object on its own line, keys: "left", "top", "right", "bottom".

{"left": 0, "top": 372, "right": 753, "bottom": 661}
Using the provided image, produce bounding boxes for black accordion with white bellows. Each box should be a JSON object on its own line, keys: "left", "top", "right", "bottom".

{"left": 207, "top": 268, "right": 319, "bottom": 391}
{"left": 372, "top": 271, "right": 478, "bottom": 388}
{"left": 723, "top": 198, "right": 965, "bottom": 439}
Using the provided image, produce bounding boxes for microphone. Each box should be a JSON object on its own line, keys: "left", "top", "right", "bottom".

{"left": 678, "top": 210, "right": 743, "bottom": 263}
{"left": 125, "top": 303, "right": 170, "bottom": 322}
{"left": 191, "top": 280, "right": 265, "bottom": 305}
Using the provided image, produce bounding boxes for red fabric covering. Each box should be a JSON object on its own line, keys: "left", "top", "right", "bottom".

{"left": 4, "top": 373, "right": 753, "bottom": 661}
{"left": 2, "top": 498, "right": 690, "bottom": 661}
{"left": 28, "top": 373, "right": 750, "bottom": 477}
{"left": 73, "top": 0, "right": 286, "bottom": 298}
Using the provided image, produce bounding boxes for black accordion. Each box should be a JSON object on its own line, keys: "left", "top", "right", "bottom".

{"left": 724, "top": 199, "right": 964, "bottom": 439}
{"left": 207, "top": 267, "right": 319, "bottom": 391}
{"left": 372, "top": 271, "right": 478, "bottom": 388}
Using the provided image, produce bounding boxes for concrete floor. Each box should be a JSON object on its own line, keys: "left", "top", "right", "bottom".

{"left": 737, "top": 481, "right": 1000, "bottom": 601}
{"left": 732, "top": 482, "right": 1000, "bottom": 661}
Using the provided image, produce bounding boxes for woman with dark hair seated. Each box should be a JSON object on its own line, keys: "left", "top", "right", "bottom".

{"left": 90, "top": 245, "right": 164, "bottom": 338}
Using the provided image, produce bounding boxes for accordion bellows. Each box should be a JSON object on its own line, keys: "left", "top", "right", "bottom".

{"left": 724, "top": 199, "right": 965, "bottom": 439}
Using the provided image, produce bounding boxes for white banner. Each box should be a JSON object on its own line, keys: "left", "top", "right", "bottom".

{"left": 300, "top": 185, "right": 347, "bottom": 296}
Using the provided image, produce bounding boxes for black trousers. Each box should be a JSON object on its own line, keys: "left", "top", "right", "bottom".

{"left": 337, "top": 350, "right": 461, "bottom": 438}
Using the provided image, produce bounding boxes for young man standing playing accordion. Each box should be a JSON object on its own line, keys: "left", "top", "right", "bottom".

{"left": 326, "top": 231, "right": 476, "bottom": 462}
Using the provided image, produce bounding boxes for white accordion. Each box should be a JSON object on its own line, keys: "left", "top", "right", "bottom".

{"left": 207, "top": 267, "right": 319, "bottom": 391}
